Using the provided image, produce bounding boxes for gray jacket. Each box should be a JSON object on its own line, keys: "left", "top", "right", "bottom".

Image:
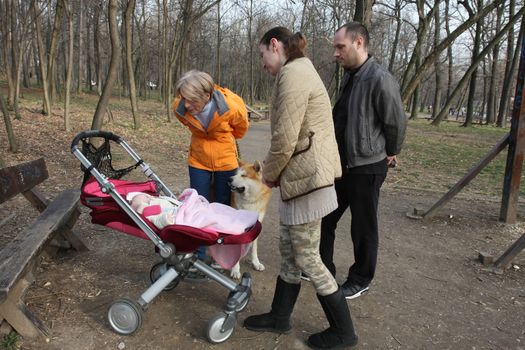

{"left": 337, "top": 57, "right": 407, "bottom": 168}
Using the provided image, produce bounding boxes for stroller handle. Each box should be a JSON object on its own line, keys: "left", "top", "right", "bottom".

{"left": 70, "top": 130, "right": 122, "bottom": 152}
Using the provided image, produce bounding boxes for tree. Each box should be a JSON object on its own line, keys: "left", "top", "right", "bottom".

{"left": 431, "top": 0, "right": 443, "bottom": 121}
{"left": 124, "top": 0, "right": 140, "bottom": 129}
{"left": 401, "top": 0, "right": 505, "bottom": 105}
{"left": 462, "top": 0, "right": 484, "bottom": 128}
{"left": 354, "top": 0, "right": 375, "bottom": 27}
{"left": 0, "top": 92, "right": 18, "bottom": 153}
{"left": 485, "top": 3, "right": 505, "bottom": 125}
{"left": 91, "top": 0, "right": 120, "bottom": 130}
{"left": 93, "top": 2, "right": 103, "bottom": 96}
{"left": 497, "top": 0, "right": 521, "bottom": 127}
{"left": 76, "top": 0, "right": 85, "bottom": 94}
{"left": 431, "top": 5, "right": 525, "bottom": 125}
{"left": 64, "top": 0, "right": 74, "bottom": 131}
{"left": 402, "top": 0, "right": 436, "bottom": 119}
{"left": 32, "top": 0, "right": 51, "bottom": 116}
{"left": 46, "top": 0, "right": 65, "bottom": 110}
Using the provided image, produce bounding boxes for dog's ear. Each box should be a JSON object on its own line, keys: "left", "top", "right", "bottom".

{"left": 237, "top": 158, "right": 245, "bottom": 167}
{"left": 253, "top": 160, "right": 262, "bottom": 173}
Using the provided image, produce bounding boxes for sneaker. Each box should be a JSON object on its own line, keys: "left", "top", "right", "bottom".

{"left": 341, "top": 282, "right": 369, "bottom": 299}
{"left": 300, "top": 272, "right": 311, "bottom": 282}
{"left": 185, "top": 267, "right": 208, "bottom": 282}
{"left": 209, "top": 260, "right": 224, "bottom": 272}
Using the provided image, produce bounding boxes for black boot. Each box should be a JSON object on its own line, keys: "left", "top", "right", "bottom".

{"left": 307, "top": 288, "right": 358, "bottom": 349}
{"left": 243, "top": 276, "right": 301, "bottom": 334}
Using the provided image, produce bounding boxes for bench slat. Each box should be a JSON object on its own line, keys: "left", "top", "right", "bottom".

{"left": 0, "top": 158, "right": 48, "bottom": 205}
{"left": 0, "top": 189, "right": 80, "bottom": 303}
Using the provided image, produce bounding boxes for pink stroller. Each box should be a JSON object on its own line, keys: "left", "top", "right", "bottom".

{"left": 71, "top": 130, "right": 261, "bottom": 343}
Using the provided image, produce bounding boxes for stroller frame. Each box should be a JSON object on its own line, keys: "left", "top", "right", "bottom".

{"left": 71, "top": 130, "right": 255, "bottom": 343}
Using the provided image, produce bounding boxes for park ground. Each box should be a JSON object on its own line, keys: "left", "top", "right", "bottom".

{"left": 0, "top": 93, "right": 524, "bottom": 349}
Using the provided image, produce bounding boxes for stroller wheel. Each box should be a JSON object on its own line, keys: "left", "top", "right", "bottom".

{"left": 206, "top": 312, "right": 236, "bottom": 344}
{"left": 236, "top": 297, "right": 249, "bottom": 312}
{"left": 150, "top": 262, "right": 181, "bottom": 291}
{"left": 227, "top": 290, "right": 250, "bottom": 312}
{"left": 107, "top": 298, "right": 143, "bottom": 335}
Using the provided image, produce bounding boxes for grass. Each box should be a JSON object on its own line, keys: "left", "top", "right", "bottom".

{"left": 391, "top": 118, "right": 518, "bottom": 198}
{"left": 0, "top": 332, "right": 21, "bottom": 350}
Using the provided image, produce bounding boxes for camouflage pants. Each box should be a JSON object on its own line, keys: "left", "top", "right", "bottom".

{"left": 279, "top": 219, "right": 338, "bottom": 296}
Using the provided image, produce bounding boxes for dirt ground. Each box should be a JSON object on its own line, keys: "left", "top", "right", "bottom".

{"left": 2, "top": 119, "right": 525, "bottom": 350}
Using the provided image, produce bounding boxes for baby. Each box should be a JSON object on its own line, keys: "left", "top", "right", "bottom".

{"left": 128, "top": 192, "right": 181, "bottom": 229}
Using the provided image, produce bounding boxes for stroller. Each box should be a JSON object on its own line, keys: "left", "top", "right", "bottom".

{"left": 71, "top": 130, "right": 261, "bottom": 343}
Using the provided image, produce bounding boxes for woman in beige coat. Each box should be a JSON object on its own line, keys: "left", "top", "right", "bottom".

{"left": 243, "top": 27, "right": 358, "bottom": 349}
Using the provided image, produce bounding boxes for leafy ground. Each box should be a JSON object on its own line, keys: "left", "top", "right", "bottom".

{"left": 1, "top": 89, "right": 524, "bottom": 349}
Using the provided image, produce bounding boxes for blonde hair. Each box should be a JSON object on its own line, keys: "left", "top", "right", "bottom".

{"left": 175, "top": 70, "right": 214, "bottom": 103}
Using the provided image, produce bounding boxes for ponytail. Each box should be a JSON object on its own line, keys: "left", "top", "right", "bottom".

{"left": 259, "top": 27, "right": 307, "bottom": 63}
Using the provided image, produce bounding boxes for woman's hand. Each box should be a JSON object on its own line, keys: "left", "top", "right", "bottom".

{"left": 263, "top": 177, "right": 278, "bottom": 188}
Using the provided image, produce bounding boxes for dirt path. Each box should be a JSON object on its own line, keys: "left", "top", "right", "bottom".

{"left": 20, "top": 121, "right": 525, "bottom": 350}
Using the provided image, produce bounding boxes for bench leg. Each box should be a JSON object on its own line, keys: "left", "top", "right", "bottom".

{"left": 0, "top": 275, "right": 49, "bottom": 339}
{"left": 494, "top": 233, "right": 525, "bottom": 268}
{"left": 55, "top": 209, "right": 90, "bottom": 252}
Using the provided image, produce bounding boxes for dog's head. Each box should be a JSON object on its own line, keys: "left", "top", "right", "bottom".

{"left": 229, "top": 160, "right": 264, "bottom": 195}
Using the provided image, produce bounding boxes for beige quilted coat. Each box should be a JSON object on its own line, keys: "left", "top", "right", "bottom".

{"left": 263, "top": 57, "right": 341, "bottom": 201}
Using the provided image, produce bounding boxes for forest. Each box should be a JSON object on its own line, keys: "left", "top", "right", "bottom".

{"left": 1, "top": 0, "right": 524, "bottom": 142}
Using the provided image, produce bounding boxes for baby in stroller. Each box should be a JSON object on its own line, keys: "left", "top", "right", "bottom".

{"left": 128, "top": 192, "right": 181, "bottom": 229}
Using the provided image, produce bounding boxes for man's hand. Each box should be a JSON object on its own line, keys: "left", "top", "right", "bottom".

{"left": 387, "top": 155, "right": 398, "bottom": 168}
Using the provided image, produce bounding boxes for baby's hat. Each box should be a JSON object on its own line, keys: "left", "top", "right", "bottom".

{"left": 126, "top": 192, "right": 146, "bottom": 202}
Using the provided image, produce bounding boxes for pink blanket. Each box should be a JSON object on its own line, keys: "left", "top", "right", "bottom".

{"left": 176, "top": 189, "right": 258, "bottom": 269}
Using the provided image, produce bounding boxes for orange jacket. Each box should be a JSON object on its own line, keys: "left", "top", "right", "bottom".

{"left": 172, "top": 85, "right": 249, "bottom": 171}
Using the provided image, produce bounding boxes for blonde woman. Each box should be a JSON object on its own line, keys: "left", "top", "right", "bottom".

{"left": 242, "top": 27, "right": 358, "bottom": 349}
{"left": 173, "top": 70, "right": 248, "bottom": 262}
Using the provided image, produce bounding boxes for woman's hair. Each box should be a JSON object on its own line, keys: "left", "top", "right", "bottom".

{"left": 175, "top": 70, "right": 214, "bottom": 102}
{"left": 259, "top": 27, "right": 307, "bottom": 62}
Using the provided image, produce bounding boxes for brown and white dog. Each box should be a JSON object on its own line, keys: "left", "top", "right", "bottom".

{"left": 228, "top": 160, "right": 271, "bottom": 279}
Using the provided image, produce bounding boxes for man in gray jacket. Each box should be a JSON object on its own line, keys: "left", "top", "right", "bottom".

{"left": 320, "top": 22, "right": 407, "bottom": 299}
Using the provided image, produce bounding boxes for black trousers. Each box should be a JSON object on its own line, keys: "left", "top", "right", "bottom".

{"left": 320, "top": 172, "right": 386, "bottom": 287}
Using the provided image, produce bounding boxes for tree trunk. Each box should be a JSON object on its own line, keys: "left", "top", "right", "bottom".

{"left": 86, "top": 9, "right": 93, "bottom": 91}
{"left": 6, "top": 0, "right": 17, "bottom": 110}
{"left": 64, "top": 0, "right": 74, "bottom": 132}
{"left": 432, "top": 5, "right": 524, "bottom": 125}
{"left": 402, "top": 0, "right": 505, "bottom": 104}
{"left": 32, "top": 39, "right": 41, "bottom": 86}
{"left": 166, "top": 0, "right": 220, "bottom": 119}
{"left": 215, "top": 0, "right": 221, "bottom": 84}
{"left": 249, "top": 0, "right": 254, "bottom": 104}
{"left": 462, "top": 0, "right": 484, "bottom": 128}
{"left": 388, "top": 0, "right": 402, "bottom": 73}
{"left": 47, "top": 0, "right": 64, "bottom": 108}
{"left": 431, "top": 0, "right": 442, "bottom": 120}
{"left": 486, "top": 3, "right": 505, "bottom": 124}
{"left": 125, "top": 0, "right": 140, "bottom": 129}
{"left": 94, "top": 3, "right": 102, "bottom": 96}
{"left": 91, "top": 0, "right": 121, "bottom": 130}
{"left": 33, "top": 1, "right": 51, "bottom": 116}
{"left": 22, "top": 52, "right": 30, "bottom": 89}
{"left": 445, "top": 0, "right": 453, "bottom": 100}
{"left": 497, "top": 0, "right": 520, "bottom": 127}
{"left": 0, "top": 92, "right": 18, "bottom": 153}
{"left": 410, "top": 86, "right": 420, "bottom": 120}
{"left": 400, "top": 0, "right": 435, "bottom": 93}
{"left": 76, "top": 0, "right": 84, "bottom": 94}
{"left": 354, "top": 0, "right": 375, "bottom": 28}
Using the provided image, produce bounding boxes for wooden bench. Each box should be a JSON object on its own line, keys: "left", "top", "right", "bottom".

{"left": 0, "top": 158, "right": 88, "bottom": 339}
{"left": 246, "top": 105, "right": 269, "bottom": 121}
